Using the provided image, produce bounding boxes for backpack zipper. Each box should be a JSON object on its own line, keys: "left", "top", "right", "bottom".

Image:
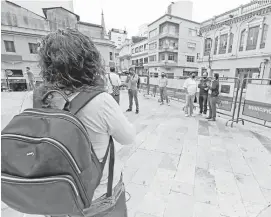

{"left": 2, "top": 174, "right": 79, "bottom": 196}
{"left": 1, "top": 134, "right": 81, "bottom": 174}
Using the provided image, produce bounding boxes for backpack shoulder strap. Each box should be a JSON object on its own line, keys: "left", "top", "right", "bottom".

{"left": 69, "top": 90, "right": 104, "bottom": 115}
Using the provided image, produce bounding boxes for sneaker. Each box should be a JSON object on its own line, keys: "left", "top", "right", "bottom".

{"left": 167, "top": 103, "right": 170, "bottom": 106}
{"left": 160, "top": 102, "right": 164, "bottom": 105}
{"left": 191, "top": 114, "right": 196, "bottom": 117}
{"left": 198, "top": 112, "right": 202, "bottom": 115}
{"left": 136, "top": 110, "right": 139, "bottom": 114}
{"left": 206, "top": 116, "right": 212, "bottom": 120}
{"left": 126, "top": 109, "right": 132, "bottom": 112}
{"left": 185, "top": 114, "right": 189, "bottom": 117}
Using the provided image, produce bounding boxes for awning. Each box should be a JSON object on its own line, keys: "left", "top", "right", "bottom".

{"left": 184, "top": 68, "right": 198, "bottom": 72}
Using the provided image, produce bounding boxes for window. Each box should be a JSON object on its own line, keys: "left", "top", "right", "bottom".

{"left": 219, "top": 34, "right": 228, "bottom": 54}
{"left": 168, "top": 54, "right": 175, "bottom": 61}
{"left": 204, "top": 38, "right": 212, "bottom": 56}
{"left": 228, "top": 33, "right": 234, "bottom": 53}
{"left": 169, "top": 25, "right": 177, "bottom": 35}
{"left": 132, "top": 60, "right": 136, "bottom": 65}
{"left": 29, "top": 43, "right": 38, "bottom": 54}
{"left": 246, "top": 25, "right": 260, "bottom": 50}
{"left": 167, "top": 73, "right": 174, "bottom": 79}
{"left": 140, "top": 58, "right": 143, "bottom": 65}
{"left": 149, "top": 55, "right": 157, "bottom": 62}
{"left": 239, "top": 29, "right": 246, "bottom": 51}
{"left": 187, "top": 42, "right": 196, "bottom": 49}
{"left": 132, "top": 48, "right": 134, "bottom": 54}
{"left": 109, "top": 52, "right": 113, "bottom": 61}
{"left": 149, "top": 42, "right": 157, "bottom": 50}
{"left": 260, "top": 24, "right": 268, "bottom": 49}
{"left": 4, "top": 40, "right": 15, "bottom": 52}
{"left": 160, "top": 53, "right": 165, "bottom": 61}
{"left": 144, "top": 57, "right": 148, "bottom": 63}
{"left": 186, "top": 56, "right": 195, "bottom": 62}
{"left": 188, "top": 29, "right": 197, "bottom": 37}
{"left": 197, "top": 53, "right": 200, "bottom": 59}
{"left": 149, "top": 29, "right": 157, "bottom": 38}
{"left": 139, "top": 45, "right": 143, "bottom": 52}
{"left": 214, "top": 36, "right": 218, "bottom": 55}
{"left": 135, "top": 47, "right": 139, "bottom": 53}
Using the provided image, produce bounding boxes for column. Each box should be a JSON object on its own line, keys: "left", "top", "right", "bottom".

{"left": 243, "top": 24, "right": 249, "bottom": 51}
{"left": 217, "top": 33, "right": 221, "bottom": 54}
{"left": 256, "top": 23, "right": 263, "bottom": 50}
{"left": 226, "top": 30, "right": 231, "bottom": 53}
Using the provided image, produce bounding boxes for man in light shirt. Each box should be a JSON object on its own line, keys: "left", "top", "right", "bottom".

{"left": 158, "top": 72, "right": 170, "bottom": 106}
{"left": 107, "top": 67, "right": 121, "bottom": 104}
{"left": 25, "top": 67, "right": 35, "bottom": 91}
{"left": 126, "top": 68, "right": 140, "bottom": 114}
{"left": 183, "top": 72, "right": 197, "bottom": 117}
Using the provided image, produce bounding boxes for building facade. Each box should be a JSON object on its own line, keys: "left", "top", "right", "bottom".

{"left": 147, "top": 14, "right": 201, "bottom": 78}
{"left": 198, "top": 1, "right": 271, "bottom": 85}
{"left": 118, "top": 39, "right": 132, "bottom": 73}
{"left": 1, "top": 0, "right": 116, "bottom": 91}
{"left": 167, "top": 1, "right": 193, "bottom": 20}
{"left": 131, "top": 38, "right": 149, "bottom": 75}
{"left": 109, "top": 28, "right": 128, "bottom": 48}
{"left": 137, "top": 23, "right": 148, "bottom": 37}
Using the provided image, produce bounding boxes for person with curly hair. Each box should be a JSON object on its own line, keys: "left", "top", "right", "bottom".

{"left": 20, "top": 28, "right": 135, "bottom": 217}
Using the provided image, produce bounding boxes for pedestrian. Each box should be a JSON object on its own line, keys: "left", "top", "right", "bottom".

{"left": 198, "top": 72, "right": 209, "bottom": 116}
{"left": 183, "top": 72, "right": 197, "bottom": 117}
{"left": 158, "top": 72, "right": 170, "bottom": 106}
{"left": 107, "top": 67, "right": 121, "bottom": 104}
{"left": 25, "top": 67, "right": 35, "bottom": 90}
{"left": 206, "top": 73, "right": 220, "bottom": 121}
{"left": 126, "top": 68, "right": 140, "bottom": 114}
{"left": 5, "top": 29, "right": 136, "bottom": 217}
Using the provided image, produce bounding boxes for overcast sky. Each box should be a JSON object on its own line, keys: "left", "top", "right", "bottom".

{"left": 73, "top": 0, "right": 250, "bottom": 36}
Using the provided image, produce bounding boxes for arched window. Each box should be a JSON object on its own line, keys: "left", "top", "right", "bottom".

{"left": 204, "top": 38, "right": 212, "bottom": 56}
{"left": 214, "top": 36, "right": 218, "bottom": 55}
{"left": 260, "top": 24, "right": 268, "bottom": 49}
{"left": 228, "top": 33, "right": 234, "bottom": 53}
{"left": 239, "top": 29, "right": 246, "bottom": 51}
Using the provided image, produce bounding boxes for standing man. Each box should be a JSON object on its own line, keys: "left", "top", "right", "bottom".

{"left": 183, "top": 72, "right": 197, "bottom": 117}
{"left": 198, "top": 72, "right": 209, "bottom": 115}
{"left": 126, "top": 68, "right": 140, "bottom": 114}
{"left": 158, "top": 72, "right": 170, "bottom": 106}
{"left": 25, "top": 67, "right": 35, "bottom": 90}
{"left": 107, "top": 67, "right": 121, "bottom": 104}
{"left": 206, "top": 73, "right": 220, "bottom": 121}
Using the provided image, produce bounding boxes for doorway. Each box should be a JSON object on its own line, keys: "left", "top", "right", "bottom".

{"left": 236, "top": 68, "right": 259, "bottom": 89}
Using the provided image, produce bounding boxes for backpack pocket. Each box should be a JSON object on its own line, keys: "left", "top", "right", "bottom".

{"left": 1, "top": 174, "right": 84, "bottom": 215}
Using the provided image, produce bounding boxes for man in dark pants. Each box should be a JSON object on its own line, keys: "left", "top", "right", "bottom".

{"left": 198, "top": 72, "right": 209, "bottom": 116}
{"left": 126, "top": 69, "right": 140, "bottom": 114}
{"left": 206, "top": 73, "right": 220, "bottom": 121}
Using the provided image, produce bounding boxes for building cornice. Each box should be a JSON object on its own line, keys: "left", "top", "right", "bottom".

{"left": 1, "top": 29, "right": 49, "bottom": 37}
{"left": 200, "top": 6, "right": 271, "bottom": 33}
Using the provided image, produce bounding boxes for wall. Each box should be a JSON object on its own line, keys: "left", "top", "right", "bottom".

{"left": 168, "top": 1, "right": 193, "bottom": 20}
{"left": 78, "top": 23, "right": 103, "bottom": 39}
{"left": 110, "top": 31, "right": 127, "bottom": 48}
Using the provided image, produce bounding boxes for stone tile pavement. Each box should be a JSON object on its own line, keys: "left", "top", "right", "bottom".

{"left": 1, "top": 90, "right": 271, "bottom": 217}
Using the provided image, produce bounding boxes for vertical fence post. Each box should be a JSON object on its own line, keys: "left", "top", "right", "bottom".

{"left": 236, "top": 79, "right": 246, "bottom": 124}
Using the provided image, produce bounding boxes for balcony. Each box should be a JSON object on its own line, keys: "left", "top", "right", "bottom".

{"left": 159, "top": 32, "right": 179, "bottom": 39}
{"left": 159, "top": 45, "right": 178, "bottom": 52}
{"left": 158, "top": 60, "right": 178, "bottom": 67}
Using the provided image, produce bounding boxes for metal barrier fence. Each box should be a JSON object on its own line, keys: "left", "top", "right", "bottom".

{"left": 227, "top": 78, "right": 271, "bottom": 128}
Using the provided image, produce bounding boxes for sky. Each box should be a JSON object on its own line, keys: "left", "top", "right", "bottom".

{"left": 73, "top": 0, "right": 250, "bottom": 36}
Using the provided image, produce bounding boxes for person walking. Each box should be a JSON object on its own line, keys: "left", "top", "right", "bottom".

{"left": 198, "top": 72, "right": 209, "bottom": 116}
{"left": 17, "top": 29, "right": 136, "bottom": 217}
{"left": 158, "top": 72, "right": 170, "bottom": 106}
{"left": 206, "top": 73, "right": 220, "bottom": 121}
{"left": 183, "top": 72, "right": 197, "bottom": 117}
{"left": 126, "top": 68, "right": 140, "bottom": 114}
{"left": 107, "top": 67, "right": 121, "bottom": 104}
{"left": 25, "top": 67, "right": 35, "bottom": 90}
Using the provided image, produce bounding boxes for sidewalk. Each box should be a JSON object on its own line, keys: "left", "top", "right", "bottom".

{"left": 1, "top": 91, "right": 271, "bottom": 217}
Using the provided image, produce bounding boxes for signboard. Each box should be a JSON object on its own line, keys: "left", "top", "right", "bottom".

{"left": 217, "top": 96, "right": 233, "bottom": 111}
{"left": 243, "top": 84, "right": 271, "bottom": 121}
{"left": 243, "top": 100, "right": 271, "bottom": 122}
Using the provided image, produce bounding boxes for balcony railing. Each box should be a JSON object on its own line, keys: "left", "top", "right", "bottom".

{"left": 159, "top": 32, "right": 179, "bottom": 38}
{"left": 159, "top": 46, "right": 178, "bottom": 51}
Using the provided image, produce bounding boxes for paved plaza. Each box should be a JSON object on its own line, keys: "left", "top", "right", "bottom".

{"left": 1, "top": 91, "right": 271, "bottom": 217}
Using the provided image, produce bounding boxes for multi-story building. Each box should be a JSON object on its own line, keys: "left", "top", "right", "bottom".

{"left": 167, "top": 1, "right": 193, "bottom": 20}
{"left": 137, "top": 23, "right": 148, "bottom": 37}
{"left": 198, "top": 1, "right": 271, "bottom": 84}
{"left": 109, "top": 28, "right": 128, "bottom": 48}
{"left": 118, "top": 39, "right": 132, "bottom": 72}
{"left": 1, "top": 0, "right": 116, "bottom": 91}
{"left": 147, "top": 14, "right": 201, "bottom": 78}
{"left": 131, "top": 38, "right": 149, "bottom": 75}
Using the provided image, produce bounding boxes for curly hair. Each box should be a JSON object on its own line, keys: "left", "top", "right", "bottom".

{"left": 38, "top": 28, "right": 106, "bottom": 91}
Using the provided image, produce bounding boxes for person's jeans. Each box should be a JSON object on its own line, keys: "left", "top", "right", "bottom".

{"left": 111, "top": 94, "right": 120, "bottom": 104}
{"left": 128, "top": 89, "right": 139, "bottom": 111}
{"left": 29, "top": 80, "right": 35, "bottom": 91}
{"left": 208, "top": 96, "right": 218, "bottom": 119}
{"left": 185, "top": 94, "right": 195, "bottom": 115}
{"left": 159, "top": 87, "right": 169, "bottom": 104}
{"left": 199, "top": 95, "right": 208, "bottom": 114}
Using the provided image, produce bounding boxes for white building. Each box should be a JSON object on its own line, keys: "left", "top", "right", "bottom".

{"left": 109, "top": 28, "right": 128, "bottom": 49}
{"left": 167, "top": 1, "right": 193, "bottom": 20}
{"left": 138, "top": 23, "right": 148, "bottom": 37}
{"left": 131, "top": 38, "right": 149, "bottom": 75}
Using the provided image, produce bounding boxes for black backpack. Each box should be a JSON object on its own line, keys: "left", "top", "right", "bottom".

{"left": 1, "top": 89, "right": 115, "bottom": 216}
